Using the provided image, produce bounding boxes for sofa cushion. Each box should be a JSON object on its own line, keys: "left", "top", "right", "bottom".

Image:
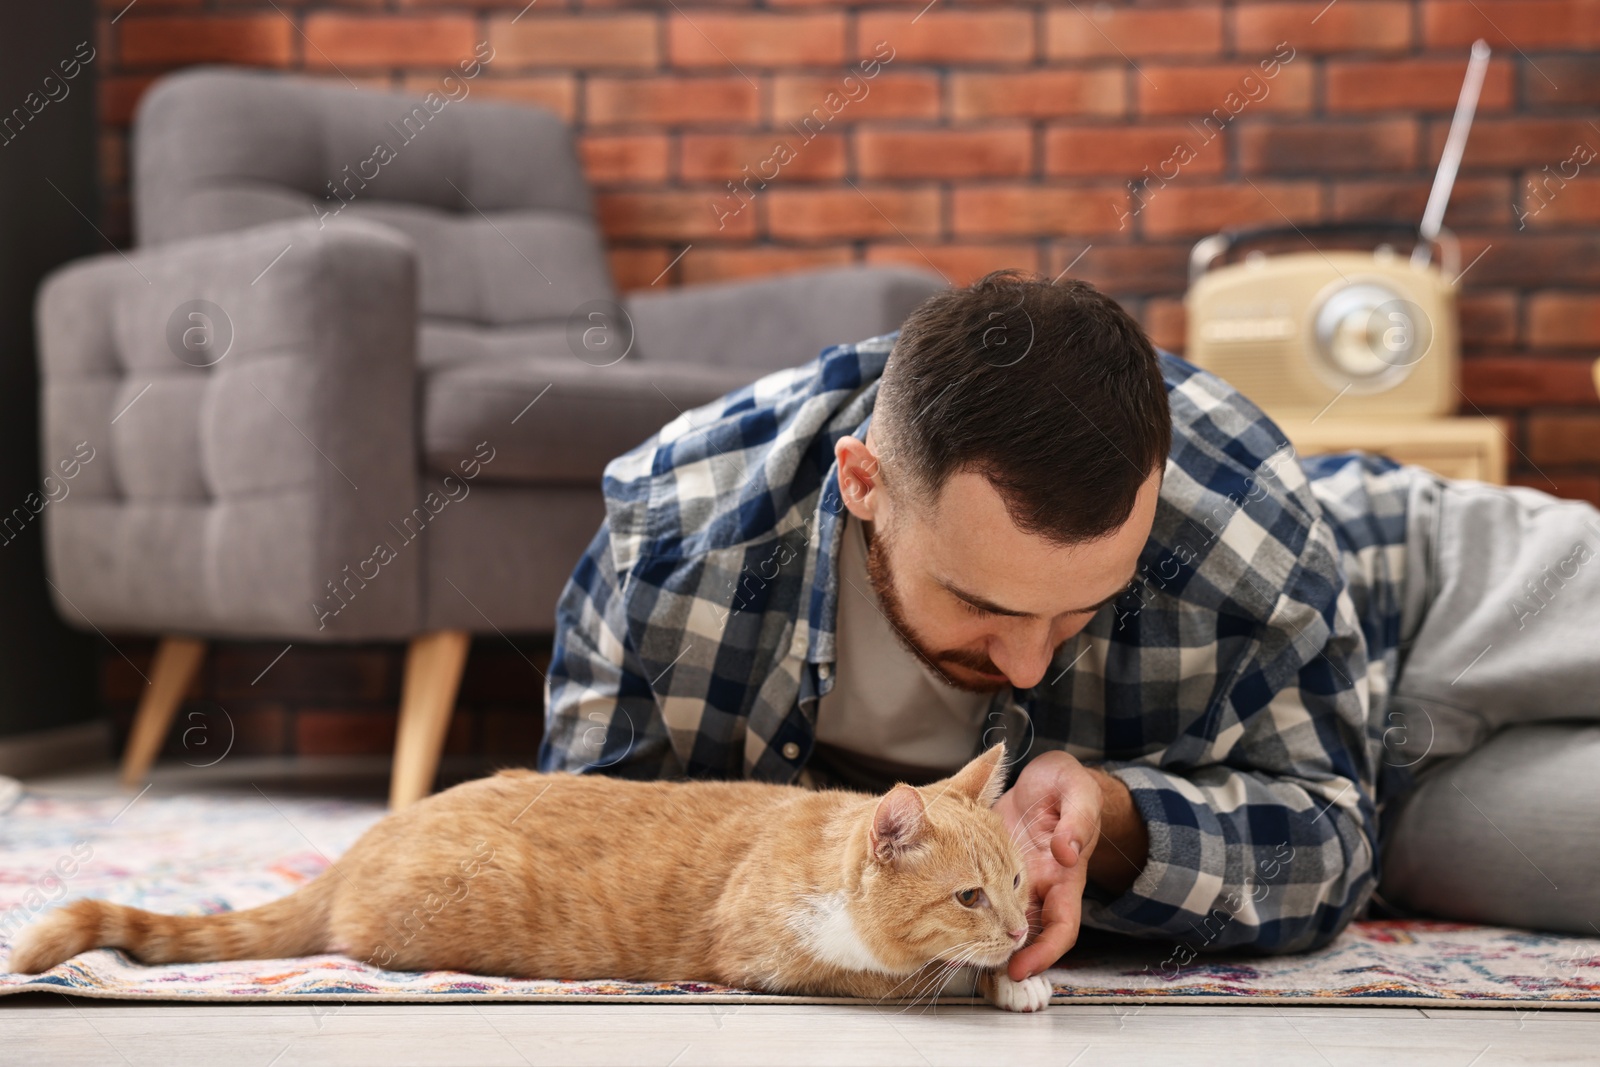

{"left": 422, "top": 335, "right": 758, "bottom": 486}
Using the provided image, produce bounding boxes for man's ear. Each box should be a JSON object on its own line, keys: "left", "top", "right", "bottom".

{"left": 941, "top": 744, "right": 1009, "bottom": 808}
{"left": 870, "top": 784, "right": 927, "bottom": 863}
{"left": 835, "top": 434, "right": 883, "bottom": 522}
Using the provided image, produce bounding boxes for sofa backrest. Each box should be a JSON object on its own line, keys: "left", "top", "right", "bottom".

{"left": 132, "top": 68, "right": 616, "bottom": 330}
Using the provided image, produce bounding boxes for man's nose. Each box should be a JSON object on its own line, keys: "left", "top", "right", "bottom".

{"left": 989, "top": 628, "right": 1057, "bottom": 689}
{"left": 995, "top": 616, "right": 1092, "bottom": 690}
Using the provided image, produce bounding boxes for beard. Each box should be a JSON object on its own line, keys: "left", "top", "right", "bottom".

{"left": 862, "top": 519, "right": 1011, "bottom": 694}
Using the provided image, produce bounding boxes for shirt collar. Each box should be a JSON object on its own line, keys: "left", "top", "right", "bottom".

{"left": 801, "top": 412, "right": 869, "bottom": 665}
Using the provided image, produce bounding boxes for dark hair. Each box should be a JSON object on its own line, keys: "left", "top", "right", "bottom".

{"left": 874, "top": 271, "right": 1171, "bottom": 545}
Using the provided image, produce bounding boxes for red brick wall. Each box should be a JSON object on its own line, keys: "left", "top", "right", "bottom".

{"left": 97, "top": 0, "right": 1600, "bottom": 496}
{"left": 91, "top": 0, "right": 1600, "bottom": 758}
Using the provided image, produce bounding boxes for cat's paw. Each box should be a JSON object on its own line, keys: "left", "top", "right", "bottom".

{"left": 979, "top": 970, "right": 1053, "bottom": 1012}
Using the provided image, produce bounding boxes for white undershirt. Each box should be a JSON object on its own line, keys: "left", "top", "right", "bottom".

{"left": 813, "top": 514, "right": 991, "bottom": 776}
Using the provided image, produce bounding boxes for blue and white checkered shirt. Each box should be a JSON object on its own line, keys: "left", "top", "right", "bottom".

{"left": 540, "top": 334, "right": 1418, "bottom": 955}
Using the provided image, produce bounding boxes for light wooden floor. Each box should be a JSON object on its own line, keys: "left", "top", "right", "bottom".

{"left": 6, "top": 997, "right": 1600, "bottom": 1066}
{"left": 6, "top": 757, "right": 1600, "bottom": 1066}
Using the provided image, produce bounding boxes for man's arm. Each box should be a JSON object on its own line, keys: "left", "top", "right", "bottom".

{"left": 539, "top": 520, "right": 682, "bottom": 779}
{"left": 1089, "top": 588, "right": 1379, "bottom": 956}
{"left": 1000, "top": 588, "right": 1380, "bottom": 976}
{"left": 1084, "top": 768, "right": 1147, "bottom": 895}
{"left": 1085, "top": 741, "right": 1375, "bottom": 955}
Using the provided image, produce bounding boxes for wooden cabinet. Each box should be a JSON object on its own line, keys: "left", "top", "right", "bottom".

{"left": 1275, "top": 417, "right": 1509, "bottom": 485}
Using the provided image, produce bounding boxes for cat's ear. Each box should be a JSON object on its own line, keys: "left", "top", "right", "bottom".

{"left": 870, "top": 784, "right": 927, "bottom": 863}
{"left": 945, "top": 744, "right": 1009, "bottom": 807}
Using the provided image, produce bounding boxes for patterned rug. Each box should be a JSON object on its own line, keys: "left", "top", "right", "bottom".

{"left": 2, "top": 789, "right": 1598, "bottom": 1007}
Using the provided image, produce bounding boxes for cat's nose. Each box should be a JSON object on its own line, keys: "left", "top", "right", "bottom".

{"left": 1008, "top": 928, "right": 1028, "bottom": 945}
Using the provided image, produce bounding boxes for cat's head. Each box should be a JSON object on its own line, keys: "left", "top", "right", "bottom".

{"left": 849, "top": 744, "right": 1031, "bottom": 973}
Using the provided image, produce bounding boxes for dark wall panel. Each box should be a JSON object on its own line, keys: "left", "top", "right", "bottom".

{"left": 0, "top": 0, "right": 101, "bottom": 738}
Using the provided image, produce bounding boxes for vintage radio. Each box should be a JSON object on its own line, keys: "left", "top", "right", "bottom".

{"left": 1184, "top": 224, "right": 1459, "bottom": 418}
{"left": 1185, "top": 40, "right": 1489, "bottom": 421}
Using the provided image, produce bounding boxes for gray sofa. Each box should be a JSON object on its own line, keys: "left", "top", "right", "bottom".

{"left": 35, "top": 68, "right": 942, "bottom": 805}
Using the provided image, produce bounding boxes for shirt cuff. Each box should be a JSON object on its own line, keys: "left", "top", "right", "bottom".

{"left": 1080, "top": 761, "right": 1228, "bottom": 940}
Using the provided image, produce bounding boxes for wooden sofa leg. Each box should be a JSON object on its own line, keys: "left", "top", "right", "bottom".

{"left": 119, "top": 636, "right": 208, "bottom": 788}
{"left": 390, "top": 630, "right": 471, "bottom": 810}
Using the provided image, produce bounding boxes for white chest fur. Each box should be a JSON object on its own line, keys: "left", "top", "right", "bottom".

{"left": 787, "top": 892, "right": 895, "bottom": 975}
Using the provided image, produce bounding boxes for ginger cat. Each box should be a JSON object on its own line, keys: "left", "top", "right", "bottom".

{"left": 10, "top": 745, "right": 1053, "bottom": 1011}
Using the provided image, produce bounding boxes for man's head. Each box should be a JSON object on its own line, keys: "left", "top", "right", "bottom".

{"left": 835, "top": 272, "right": 1171, "bottom": 693}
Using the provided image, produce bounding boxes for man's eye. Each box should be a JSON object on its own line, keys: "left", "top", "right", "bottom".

{"left": 959, "top": 599, "right": 991, "bottom": 617}
{"left": 955, "top": 887, "right": 983, "bottom": 907}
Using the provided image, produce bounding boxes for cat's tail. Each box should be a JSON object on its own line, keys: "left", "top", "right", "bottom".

{"left": 7, "top": 873, "right": 338, "bottom": 974}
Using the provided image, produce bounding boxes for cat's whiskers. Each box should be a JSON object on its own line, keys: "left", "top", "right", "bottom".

{"left": 1006, "top": 815, "right": 1043, "bottom": 856}
{"left": 872, "top": 937, "right": 982, "bottom": 1006}
{"left": 927, "top": 951, "right": 987, "bottom": 1014}
{"left": 906, "top": 943, "right": 989, "bottom": 1015}
{"left": 890, "top": 963, "right": 957, "bottom": 1015}
{"left": 932, "top": 937, "right": 984, "bottom": 969}
{"left": 1007, "top": 798, "right": 1055, "bottom": 851}
{"left": 881, "top": 937, "right": 996, "bottom": 1014}
{"left": 921, "top": 947, "right": 979, "bottom": 1017}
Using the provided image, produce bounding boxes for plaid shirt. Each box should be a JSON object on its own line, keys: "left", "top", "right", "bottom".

{"left": 541, "top": 334, "right": 1418, "bottom": 956}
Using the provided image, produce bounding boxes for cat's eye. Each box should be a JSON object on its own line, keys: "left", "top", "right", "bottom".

{"left": 1013, "top": 873, "right": 1021, "bottom": 890}
{"left": 955, "top": 887, "right": 984, "bottom": 908}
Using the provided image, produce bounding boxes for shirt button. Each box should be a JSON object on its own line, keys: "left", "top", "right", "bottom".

{"left": 818, "top": 664, "right": 832, "bottom": 680}
{"left": 782, "top": 742, "right": 801, "bottom": 760}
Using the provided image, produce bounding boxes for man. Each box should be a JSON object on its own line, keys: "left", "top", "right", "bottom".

{"left": 541, "top": 272, "right": 1600, "bottom": 982}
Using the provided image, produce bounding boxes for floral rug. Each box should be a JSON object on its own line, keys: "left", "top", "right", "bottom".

{"left": 2, "top": 789, "right": 1598, "bottom": 1006}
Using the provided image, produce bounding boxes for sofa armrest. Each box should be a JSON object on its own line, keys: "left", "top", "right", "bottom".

{"left": 622, "top": 265, "right": 945, "bottom": 375}
{"left": 35, "top": 217, "right": 425, "bottom": 640}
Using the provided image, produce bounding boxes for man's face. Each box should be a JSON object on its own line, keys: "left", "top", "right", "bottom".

{"left": 838, "top": 436, "right": 1161, "bottom": 693}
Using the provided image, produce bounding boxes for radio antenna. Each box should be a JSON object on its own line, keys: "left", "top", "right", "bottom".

{"left": 1412, "top": 38, "right": 1491, "bottom": 268}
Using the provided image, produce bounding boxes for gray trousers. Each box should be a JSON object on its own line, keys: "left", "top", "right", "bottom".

{"left": 1378, "top": 472, "right": 1600, "bottom": 935}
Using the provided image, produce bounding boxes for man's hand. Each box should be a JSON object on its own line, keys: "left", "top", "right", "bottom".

{"left": 994, "top": 752, "right": 1149, "bottom": 981}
